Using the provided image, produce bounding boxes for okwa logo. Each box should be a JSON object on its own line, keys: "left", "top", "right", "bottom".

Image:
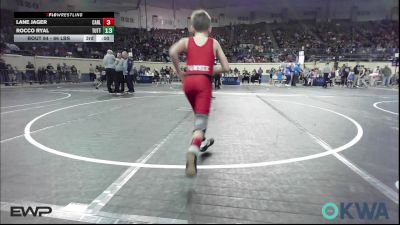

{"left": 322, "top": 202, "right": 390, "bottom": 220}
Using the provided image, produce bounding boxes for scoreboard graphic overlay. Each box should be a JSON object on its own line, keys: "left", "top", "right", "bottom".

{"left": 14, "top": 12, "right": 114, "bottom": 42}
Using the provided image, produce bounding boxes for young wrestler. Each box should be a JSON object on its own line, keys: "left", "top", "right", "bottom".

{"left": 169, "top": 9, "right": 229, "bottom": 177}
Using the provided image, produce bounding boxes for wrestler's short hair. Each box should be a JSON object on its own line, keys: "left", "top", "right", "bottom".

{"left": 190, "top": 9, "right": 211, "bottom": 32}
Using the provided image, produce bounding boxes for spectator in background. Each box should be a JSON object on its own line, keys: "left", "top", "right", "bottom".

{"left": 369, "top": 66, "right": 381, "bottom": 87}
{"left": 14, "top": 66, "right": 20, "bottom": 84}
{"left": 0, "top": 59, "right": 7, "bottom": 85}
{"left": 166, "top": 67, "right": 172, "bottom": 84}
{"left": 358, "top": 66, "right": 368, "bottom": 88}
{"left": 273, "top": 68, "right": 284, "bottom": 86}
{"left": 341, "top": 63, "right": 350, "bottom": 87}
{"left": 94, "top": 66, "right": 102, "bottom": 89}
{"left": 153, "top": 69, "right": 160, "bottom": 85}
{"left": 2, "top": 21, "right": 398, "bottom": 63}
{"left": 334, "top": 68, "right": 341, "bottom": 86}
{"left": 114, "top": 52, "right": 125, "bottom": 95}
{"left": 394, "top": 70, "right": 399, "bottom": 87}
{"left": 382, "top": 65, "right": 392, "bottom": 87}
{"left": 308, "top": 68, "right": 317, "bottom": 86}
{"left": 165, "top": 66, "right": 171, "bottom": 82}
{"left": 293, "top": 63, "right": 301, "bottom": 86}
{"left": 145, "top": 67, "right": 153, "bottom": 76}
{"left": 234, "top": 67, "right": 239, "bottom": 75}
{"left": 214, "top": 73, "right": 221, "bottom": 89}
{"left": 47, "top": 63, "right": 54, "bottom": 84}
{"left": 139, "top": 65, "right": 145, "bottom": 76}
{"left": 242, "top": 68, "right": 250, "bottom": 84}
{"left": 269, "top": 67, "right": 275, "bottom": 84}
{"left": 26, "top": 61, "right": 35, "bottom": 85}
{"left": 124, "top": 51, "right": 135, "bottom": 93}
{"left": 132, "top": 67, "right": 138, "bottom": 84}
{"left": 71, "top": 65, "right": 79, "bottom": 83}
{"left": 160, "top": 67, "right": 165, "bottom": 76}
{"left": 251, "top": 69, "right": 257, "bottom": 84}
{"left": 64, "top": 63, "right": 71, "bottom": 82}
{"left": 56, "top": 63, "right": 62, "bottom": 83}
{"left": 347, "top": 69, "right": 355, "bottom": 88}
{"left": 328, "top": 67, "right": 335, "bottom": 87}
{"left": 289, "top": 63, "right": 296, "bottom": 86}
{"left": 38, "top": 66, "right": 45, "bottom": 84}
{"left": 160, "top": 67, "right": 166, "bottom": 84}
{"left": 353, "top": 63, "right": 360, "bottom": 87}
{"left": 307, "top": 68, "right": 313, "bottom": 86}
{"left": 3, "top": 64, "right": 10, "bottom": 85}
{"left": 7, "top": 64, "right": 16, "bottom": 85}
{"left": 89, "top": 64, "right": 95, "bottom": 82}
{"left": 302, "top": 66, "right": 310, "bottom": 86}
{"left": 120, "top": 51, "right": 129, "bottom": 92}
{"left": 322, "top": 62, "right": 331, "bottom": 88}
{"left": 100, "top": 65, "right": 106, "bottom": 82}
{"left": 257, "top": 67, "right": 263, "bottom": 84}
{"left": 103, "top": 49, "right": 116, "bottom": 93}
{"left": 284, "top": 63, "right": 292, "bottom": 86}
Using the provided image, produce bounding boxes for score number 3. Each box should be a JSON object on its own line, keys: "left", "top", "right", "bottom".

{"left": 103, "top": 18, "right": 114, "bottom": 26}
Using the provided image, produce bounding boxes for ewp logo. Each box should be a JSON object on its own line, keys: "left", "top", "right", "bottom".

{"left": 322, "top": 202, "right": 389, "bottom": 220}
{"left": 10, "top": 206, "right": 52, "bottom": 217}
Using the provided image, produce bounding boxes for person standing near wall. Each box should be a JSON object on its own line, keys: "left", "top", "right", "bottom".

{"left": 242, "top": 68, "right": 250, "bottom": 84}
{"left": 94, "top": 66, "right": 102, "bottom": 89}
{"left": 369, "top": 66, "right": 381, "bottom": 87}
{"left": 103, "top": 49, "right": 116, "bottom": 94}
{"left": 293, "top": 63, "right": 301, "bottom": 86}
{"left": 322, "top": 62, "right": 331, "bottom": 88}
{"left": 214, "top": 59, "right": 221, "bottom": 89}
{"left": 166, "top": 67, "right": 172, "bottom": 84}
{"left": 308, "top": 68, "right": 316, "bottom": 86}
{"left": 284, "top": 63, "right": 292, "bottom": 86}
{"left": 257, "top": 67, "right": 263, "bottom": 84}
{"left": 132, "top": 67, "right": 138, "bottom": 84}
{"left": 358, "top": 65, "right": 368, "bottom": 88}
{"left": 341, "top": 63, "right": 350, "bottom": 87}
{"left": 382, "top": 65, "right": 392, "bottom": 87}
{"left": 38, "top": 66, "right": 45, "bottom": 84}
{"left": 353, "top": 63, "right": 360, "bottom": 88}
{"left": 302, "top": 66, "right": 309, "bottom": 86}
{"left": 0, "top": 59, "right": 8, "bottom": 85}
{"left": 15, "top": 66, "right": 20, "bottom": 84}
{"left": 56, "top": 63, "right": 62, "bottom": 83}
{"left": 64, "top": 63, "right": 71, "bottom": 82}
{"left": 47, "top": 63, "right": 54, "bottom": 84}
{"left": 114, "top": 52, "right": 125, "bottom": 95}
{"left": 89, "top": 64, "right": 95, "bottom": 82}
{"left": 71, "top": 65, "right": 79, "bottom": 83}
{"left": 269, "top": 67, "right": 275, "bottom": 85}
{"left": 153, "top": 69, "right": 161, "bottom": 86}
{"left": 6, "top": 64, "right": 14, "bottom": 85}
{"left": 160, "top": 67, "right": 166, "bottom": 84}
{"left": 234, "top": 67, "right": 239, "bottom": 76}
{"left": 251, "top": 69, "right": 257, "bottom": 84}
{"left": 123, "top": 51, "right": 135, "bottom": 93}
{"left": 329, "top": 67, "right": 335, "bottom": 87}
{"left": 26, "top": 61, "right": 35, "bottom": 85}
{"left": 214, "top": 73, "right": 221, "bottom": 89}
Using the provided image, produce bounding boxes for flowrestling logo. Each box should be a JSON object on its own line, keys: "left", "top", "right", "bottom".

{"left": 321, "top": 202, "right": 389, "bottom": 220}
